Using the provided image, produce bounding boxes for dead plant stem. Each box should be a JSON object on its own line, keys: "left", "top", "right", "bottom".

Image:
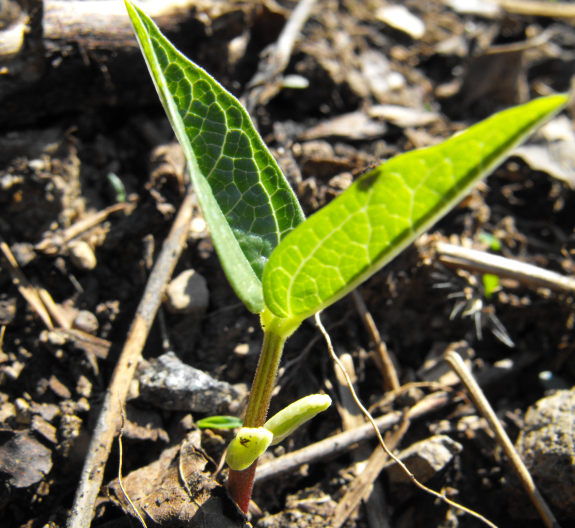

{"left": 352, "top": 289, "right": 400, "bottom": 391}
{"left": 444, "top": 351, "right": 560, "bottom": 528}
{"left": 67, "top": 190, "right": 194, "bottom": 528}
{"left": 435, "top": 242, "right": 575, "bottom": 294}
{"left": 315, "top": 312, "right": 498, "bottom": 528}
{"left": 118, "top": 404, "right": 147, "bottom": 528}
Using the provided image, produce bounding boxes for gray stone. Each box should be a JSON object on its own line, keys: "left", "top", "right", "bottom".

{"left": 515, "top": 389, "right": 575, "bottom": 518}
{"left": 139, "top": 352, "right": 238, "bottom": 414}
{"left": 386, "top": 434, "right": 463, "bottom": 485}
{"left": 165, "top": 269, "right": 209, "bottom": 314}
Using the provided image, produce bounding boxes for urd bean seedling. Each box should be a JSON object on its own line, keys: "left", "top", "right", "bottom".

{"left": 125, "top": 0, "right": 568, "bottom": 514}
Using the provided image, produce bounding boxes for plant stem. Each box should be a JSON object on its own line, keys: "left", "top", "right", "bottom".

{"left": 227, "top": 320, "right": 288, "bottom": 513}
{"left": 244, "top": 329, "right": 287, "bottom": 427}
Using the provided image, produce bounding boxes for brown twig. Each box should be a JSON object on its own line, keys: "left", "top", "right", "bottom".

{"left": 352, "top": 289, "right": 400, "bottom": 391}
{"left": 35, "top": 202, "right": 130, "bottom": 255}
{"left": 254, "top": 390, "right": 450, "bottom": 483}
{"left": 48, "top": 328, "right": 111, "bottom": 361}
{"left": 316, "top": 313, "right": 497, "bottom": 528}
{"left": 67, "top": 190, "right": 194, "bottom": 528}
{"left": 435, "top": 241, "right": 575, "bottom": 294}
{"left": 34, "top": 280, "right": 72, "bottom": 329}
{"left": 331, "top": 418, "right": 410, "bottom": 528}
{"left": 243, "top": 0, "right": 318, "bottom": 110}
{"left": 332, "top": 352, "right": 391, "bottom": 528}
{"left": 444, "top": 351, "right": 560, "bottom": 528}
{"left": 493, "top": 0, "right": 575, "bottom": 18}
{"left": 0, "top": 237, "right": 53, "bottom": 330}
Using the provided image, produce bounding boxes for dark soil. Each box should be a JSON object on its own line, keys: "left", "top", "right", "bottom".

{"left": 1, "top": 1, "right": 574, "bottom": 527}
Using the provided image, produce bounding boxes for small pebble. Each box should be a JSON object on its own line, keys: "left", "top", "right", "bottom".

{"left": 139, "top": 351, "right": 238, "bottom": 413}
{"left": 73, "top": 310, "right": 99, "bottom": 335}
{"left": 10, "top": 243, "right": 36, "bottom": 267}
{"left": 165, "top": 269, "right": 209, "bottom": 314}
{"left": 15, "top": 398, "right": 31, "bottom": 424}
{"left": 233, "top": 343, "right": 250, "bottom": 356}
{"left": 27, "top": 159, "right": 45, "bottom": 172}
{"left": 375, "top": 5, "right": 426, "bottom": 39}
{"left": 76, "top": 375, "right": 93, "bottom": 398}
{"left": 30, "top": 415, "right": 58, "bottom": 444}
{"left": 48, "top": 375, "right": 72, "bottom": 400}
{"left": 68, "top": 241, "right": 97, "bottom": 270}
{"left": 386, "top": 435, "right": 462, "bottom": 486}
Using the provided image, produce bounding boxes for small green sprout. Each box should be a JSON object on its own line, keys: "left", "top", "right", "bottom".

{"left": 196, "top": 416, "right": 243, "bottom": 430}
{"left": 264, "top": 393, "right": 332, "bottom": 446}
{"left": 226, "top": 427, "right": 273, "bottom": 471}
{"left": 226, "top": 394, "right": 332, "bottom": 470}
{"left": 479, "top": 232, "right": 502, "bottom": 251}
{"left": 107, "top": 172, "right": 127, "bottom": 203}
{"left": 482, "top": 273, "right": 500, "bottom": 299}
{"left": 125, "top": 0, "right": 568, "bottom": 513}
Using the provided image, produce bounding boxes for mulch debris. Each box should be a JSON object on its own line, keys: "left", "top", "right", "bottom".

{"left": 0, "top": 0, "right": 574, "bottom": 527}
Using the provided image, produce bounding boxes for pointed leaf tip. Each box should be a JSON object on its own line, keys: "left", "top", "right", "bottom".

{"left": 125, "top": 1, "right": 304, "bottom": 313}
{"left": 263, "top": 94, "right": 569, "bottom": 320}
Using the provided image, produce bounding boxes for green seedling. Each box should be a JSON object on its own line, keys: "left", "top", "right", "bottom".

{"left": 263, "top": 393, "right": 331, "bottom": 446}
{"left": 226, "top": 394, "right": 331, "bottom": 470}
{"left": 482, "top": 273, "right": 500, "bottom": 299}
{"left": 107, "top": 172, "right": 127, "bottom": 203}
{"left": 226, "top": 427, "right": 274, "bottom": 472}
{"left": 479, "top": 231, "right": 502, "bottom": 251}
{"left": 196, "top": 416, "right": 244, "bottom": 430}
{"left": 125, "top": 0, "right": 568, "bottom": 514}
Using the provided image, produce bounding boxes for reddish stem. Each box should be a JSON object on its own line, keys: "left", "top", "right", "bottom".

{"left": 226, "top": 324, "right": 288, "bottom": 513}
{"left": 226, "top": 461, "right": 258, "bottom": 514}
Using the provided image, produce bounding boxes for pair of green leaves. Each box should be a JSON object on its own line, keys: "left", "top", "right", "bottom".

{"left": 126, "top": 1, "right": 568, "bottom": 329}
{"left": 226, "top": 394, "right": 332, "bottom": 471}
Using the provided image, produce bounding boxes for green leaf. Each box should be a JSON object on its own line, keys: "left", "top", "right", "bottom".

{"left": 482, "top": 273, "right": 499, "bottom": 300}
{"left": 196, "top": 416, "right": 243, "bottom": 430}
{"left": 226, "top": 427, "right": 273, "bottom": 471}
{"left": 264, "top": 394, "right": 331, "bottom": 445}
{"left": 479, "top": 232, "right": 501, "bottom": 251}
{"left": 263, "top": 94, "right": 569, "bottom": 321}
{"left": 125, "top": 1, "right": 304, "bottom": 313}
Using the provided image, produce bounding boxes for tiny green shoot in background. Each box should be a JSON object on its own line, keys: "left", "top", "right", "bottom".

{"left": 483, "top": 273, "right": 500, "bottom": 299}
{"left": 125, "top": 0, "right": 568, "bottom": 515}
{"left": 196, "top": 416, "right": 244, "bottom": 430}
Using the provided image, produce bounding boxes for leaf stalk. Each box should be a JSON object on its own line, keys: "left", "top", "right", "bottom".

{"left": 227, "top": 311, "right": 299, "bottom": 512}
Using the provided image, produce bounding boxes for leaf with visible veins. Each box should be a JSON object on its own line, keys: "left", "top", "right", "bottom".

{"left": 126, "top": 1, "right": 304, "bottom": 313}
{"left": 263, "top": 94, "right": 569, "bottom": 322}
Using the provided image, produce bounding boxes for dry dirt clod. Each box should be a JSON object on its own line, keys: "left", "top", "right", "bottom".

{"left": 165, "top": 269, "right": 209, "bottom": 314}
{"left": 121, "top": 403, "right": 169, "bottom": 443}
{"left": 0, "top": 430, "right": 52, "bottom": 488}
{"left": 48, "top": 375, "right": 72, "bottom": 400}
{"left": 385, "top": 434, "right": 463, "bottom": 487}
{"left": 30, "top": 414, "right": 58, "bottom": 444}
{"left": 515, "top": 388, "right": 575, "bottom": 519}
